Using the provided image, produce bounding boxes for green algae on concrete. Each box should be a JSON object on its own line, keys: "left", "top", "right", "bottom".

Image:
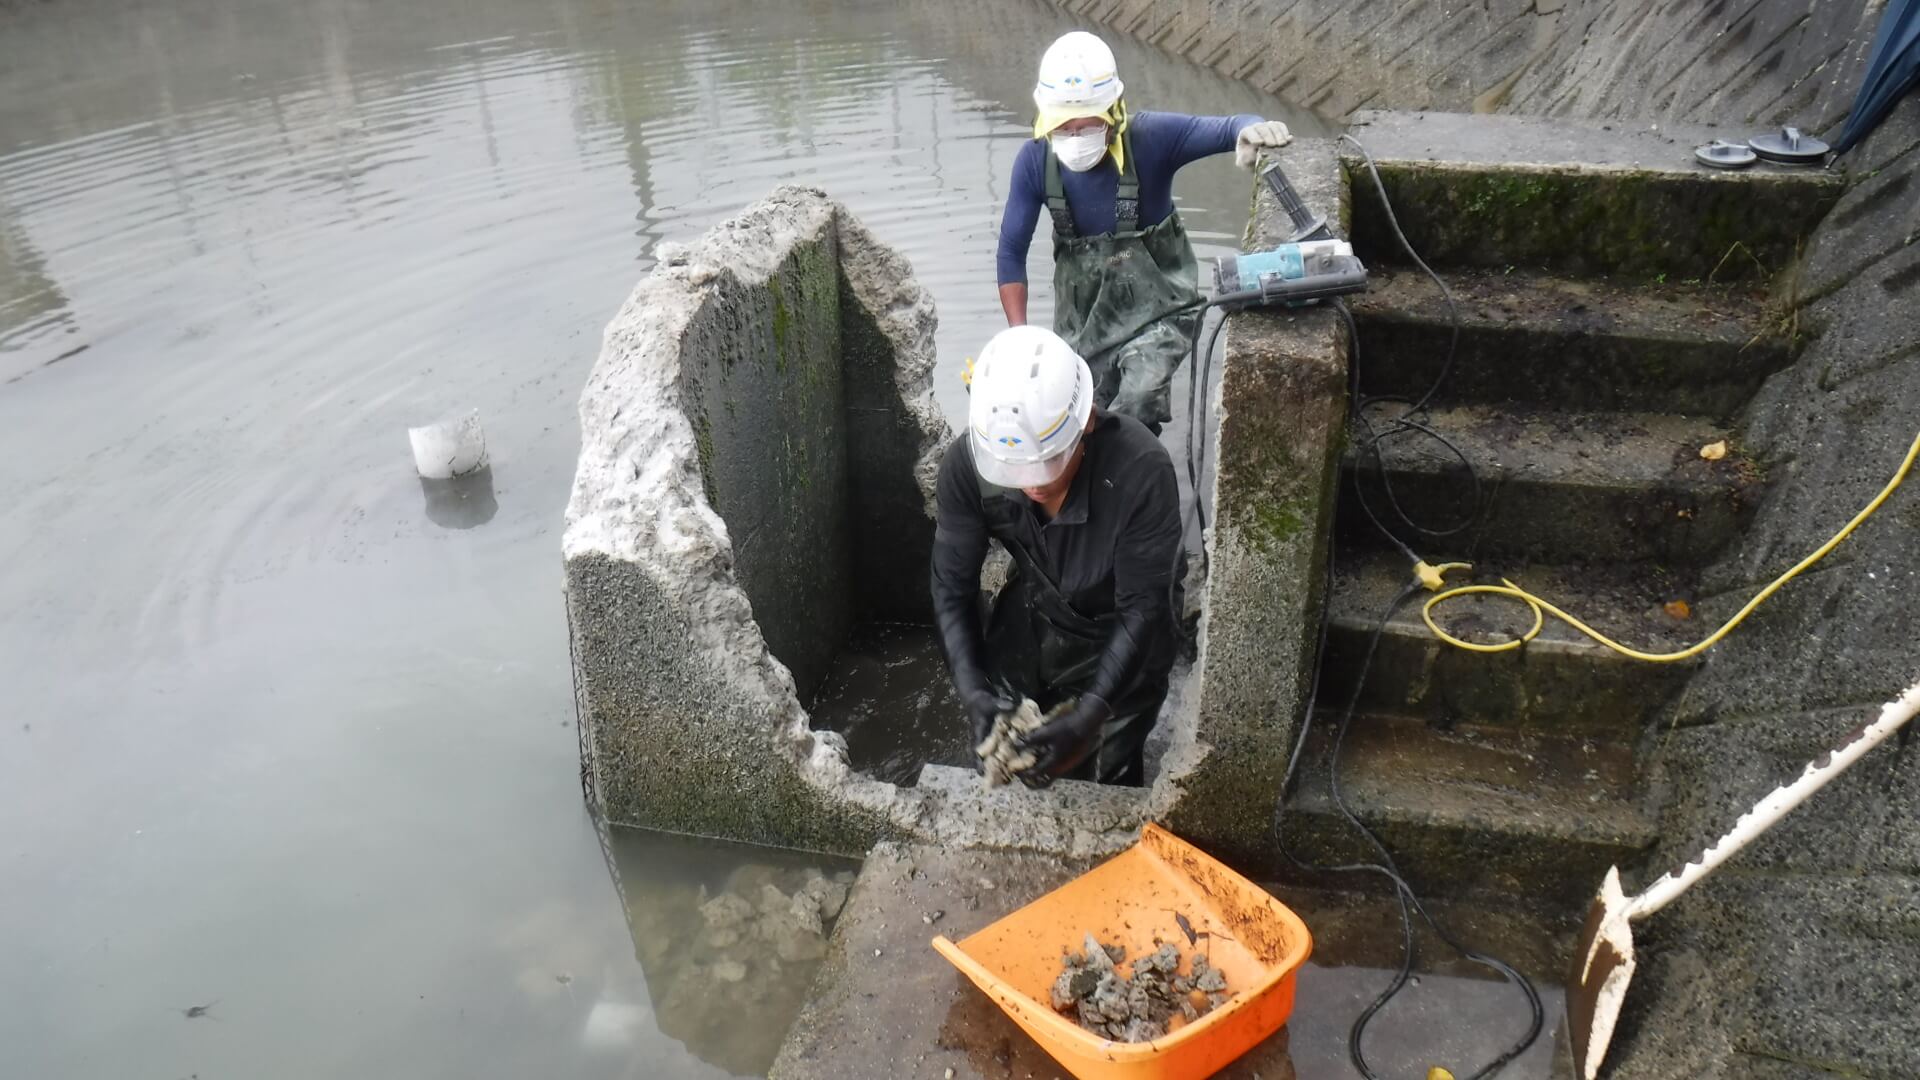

{"left": 1341, "top": 111, "right": 1844, "bottom": 281}
{"left": 563, "top": 187, "right": 950, "bottom": 856}
{"left": 1157, "top": 140, "right": 1351, "bottom": 871}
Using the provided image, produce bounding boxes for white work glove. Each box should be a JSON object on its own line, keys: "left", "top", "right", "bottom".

{"left": 1234, "top": 120, "right": 1293, "bottom": 168}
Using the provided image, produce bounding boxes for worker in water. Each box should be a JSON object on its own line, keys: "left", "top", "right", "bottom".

{"left": 997, "top": 30, "right": 1292, "bottom": 432}
{"left": 932, "top": 325, "right": 1183, "bottom": 787}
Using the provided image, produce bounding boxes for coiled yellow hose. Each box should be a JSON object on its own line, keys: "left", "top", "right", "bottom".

{"left": 1418, "top": 428, "right": 1920, "bottom": 661}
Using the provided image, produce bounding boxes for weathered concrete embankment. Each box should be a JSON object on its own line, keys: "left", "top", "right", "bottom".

{"left": 1059, "top": 1, "right": 1920, "bottom": 1075}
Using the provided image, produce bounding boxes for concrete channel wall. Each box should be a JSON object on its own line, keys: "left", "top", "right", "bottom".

{"left": 1052, "top": 0, "right": 1884, "bottom": 130}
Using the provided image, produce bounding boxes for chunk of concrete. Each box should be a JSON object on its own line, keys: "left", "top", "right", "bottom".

{"left": 563, "top": 186, "right": 949, "bottom": 852}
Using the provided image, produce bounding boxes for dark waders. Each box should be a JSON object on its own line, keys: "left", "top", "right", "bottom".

{"left": 981, "top": 531, "right": 1174, "bottom": 787}
{"left": 1046, "top": 133, "right": 1202, "bottom": 433}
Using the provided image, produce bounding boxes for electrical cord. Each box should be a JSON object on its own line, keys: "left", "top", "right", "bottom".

{"left": 1421, "top": 425, "right": 1920, "bottom": 660}
{"left": 1208, "top": 133, "right": 1542, "bottom": 1078}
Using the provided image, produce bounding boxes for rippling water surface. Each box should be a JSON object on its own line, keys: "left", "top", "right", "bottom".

{"left": 0, "top": 0, "right": 1316, "bottom": 1075}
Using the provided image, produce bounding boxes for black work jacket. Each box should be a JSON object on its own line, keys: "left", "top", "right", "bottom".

{"left": 930, "top": 410, "right": 1182, "bottom": 704}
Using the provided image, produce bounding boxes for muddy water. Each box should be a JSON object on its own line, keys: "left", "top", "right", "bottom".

{"left": 0, "top": 0, "right": 1316, "bottom": 1075}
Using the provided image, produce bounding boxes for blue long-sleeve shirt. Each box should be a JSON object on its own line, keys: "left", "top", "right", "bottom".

{"left": 996, "top": 110, "right": 1260, "bottom": 286}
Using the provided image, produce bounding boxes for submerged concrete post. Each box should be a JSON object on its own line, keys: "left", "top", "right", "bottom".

{"left": 562, "top": 187, "right": 949, "bottom": 853}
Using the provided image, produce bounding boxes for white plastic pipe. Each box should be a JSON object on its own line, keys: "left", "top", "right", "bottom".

{"left": 1630, "top": 677, "right": 1920, "bottom": 919}
{"left": 408, "top": 410, "right": 488, "bottom": 479}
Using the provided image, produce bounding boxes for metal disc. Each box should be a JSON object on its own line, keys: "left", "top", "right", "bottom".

{"left": 1749, "top": 126, "right": 1829, "bottom": 164}
{"left": 1695, "top": 140, "right": 1757, "bottom": 169}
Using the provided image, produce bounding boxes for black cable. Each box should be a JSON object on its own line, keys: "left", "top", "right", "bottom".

{"left": 1183, "top": 298, "right": 1231, "bottom": 586}
{"left": 1253, "top": 135, "right": 1540, "bottom": 1078}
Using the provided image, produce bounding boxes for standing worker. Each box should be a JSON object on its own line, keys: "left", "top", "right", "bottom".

{"left": 932, "top": 325, "right": 1184, "bottom": 787}
{"left": 996, "top": 30, "right": 1292, "bottom": 431}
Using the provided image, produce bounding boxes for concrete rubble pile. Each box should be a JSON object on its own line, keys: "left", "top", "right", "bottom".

{"left": 1049, "top": 933, "right": 1232, "bottom": 1042}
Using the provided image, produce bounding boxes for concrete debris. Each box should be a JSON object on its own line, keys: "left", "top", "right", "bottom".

{"left": 975, "top": 697, "right": 1051, "bottom": 788}
{"left": 1049, "top": 935, "right": 1230, "bottom": 1042}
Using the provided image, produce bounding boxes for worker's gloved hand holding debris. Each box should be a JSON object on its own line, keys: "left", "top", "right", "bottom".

{"left": 1234, "top": 119, "right": 1292, "bottom": 167}
{"left": 1017, "top": 693, "right": 1113, "bottom": 786}
{"left": 976, "top": 697, "right": 1048, "bottom": 788}
{"left": 962, "top": 686, "right": 1017, "bottom": 751}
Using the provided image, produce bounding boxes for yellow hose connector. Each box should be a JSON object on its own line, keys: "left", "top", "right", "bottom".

{"left": 1420, "top": 428, "right": 1920, "bottom": 663}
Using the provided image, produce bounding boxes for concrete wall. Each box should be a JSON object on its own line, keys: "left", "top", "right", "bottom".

{"left": 1611, "top": 97, "right": 1920, "bottom": 1080}
{"left": 1159, "top": 139, "right": 1351, "bottom": 869}
{"left": 676, "top": 218, "right": 852, "bottom": 701}
{"left": 1048, "top": 0, "right": 1884, "bottom": 132}
{"left": 564, "top": 169, "right": 1354, "bottom": 868}
{"left": 563, "top": 186, "right": 948, "bottom": 851}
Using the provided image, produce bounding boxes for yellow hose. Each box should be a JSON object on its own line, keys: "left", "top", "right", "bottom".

{"left": 1419, "top": 428, "right": 1920, "bottom": 662}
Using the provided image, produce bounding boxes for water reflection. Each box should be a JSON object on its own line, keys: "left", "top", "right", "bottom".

{"left": 419, "top": 466, "right": 499, "bottom": 529}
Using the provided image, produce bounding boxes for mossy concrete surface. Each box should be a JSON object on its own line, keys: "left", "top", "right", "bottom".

{"left": 1342, "top": 111, "right": 1843, "bottom": 281}
{"left": 1156, "top": 139, "right": 1350, "bottom": 871}
{"left": 1349, "top": 267, "right": 1790, "bottom": 420}
{"left": 1337, "top": 403, "right": 1759, "bottom": 565}
{"left": 563, "top": 187, "right": 949, "bottom": 853}
{"left": 1321, "top": 551, "right": 1697, "bottom": 741}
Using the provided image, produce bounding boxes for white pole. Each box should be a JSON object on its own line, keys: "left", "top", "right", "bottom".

{"left": 1629, "top": 678, "right": 1920, "bottom": 920}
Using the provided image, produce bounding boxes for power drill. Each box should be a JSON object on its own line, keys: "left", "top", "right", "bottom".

{"left": 1210, "top": 162, "right": 1367, "bottom": 308}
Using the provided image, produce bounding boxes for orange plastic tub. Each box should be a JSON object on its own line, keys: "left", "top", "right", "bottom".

{"left": 932, "top": 823, "right": 1312, "bottom": 1080}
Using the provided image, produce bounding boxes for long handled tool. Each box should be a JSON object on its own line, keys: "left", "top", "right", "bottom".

{"left": 1569, "top": 677, "right": 1920, "bottom": 1078}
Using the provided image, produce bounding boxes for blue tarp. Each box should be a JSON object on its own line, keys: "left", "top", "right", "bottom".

{"left": 1833, "top": 0, "right": 1920, "bottom": 154}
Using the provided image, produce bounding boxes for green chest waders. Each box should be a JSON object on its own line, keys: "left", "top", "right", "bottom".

{"left": 1045, "top": 134, "right": 1202, "bottom": 432}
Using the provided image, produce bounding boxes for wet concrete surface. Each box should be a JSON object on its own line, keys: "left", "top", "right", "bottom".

{"left": 808, "top": 623, "right": 973, "bottom": 787}
{"left": 772, "top": 843, "right": 1573, "bottom": 1079}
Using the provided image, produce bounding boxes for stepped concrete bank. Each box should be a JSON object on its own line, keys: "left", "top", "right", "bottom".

{"left": 1052, "top": 1, "right": 1920, "bottom": 1075}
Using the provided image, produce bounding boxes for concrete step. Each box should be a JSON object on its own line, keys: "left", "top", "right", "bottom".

{"left": 1340, "top": 110, "right": 1843, "bottom": 281}
{"left": 1317, "top": 549, "right": 1699, "bottom": 740}
{"left": 1279, "top": 710, "right": 1657, "bottom": 911}
{"left": 1348, "top": 266, "right": 1791, "bottom": 419}
{"left": 1337, "top": 403, "right": 1761, "bottom": 565}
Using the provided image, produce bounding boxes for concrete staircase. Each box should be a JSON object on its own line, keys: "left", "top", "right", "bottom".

{"left": 1275, "top": 112, "right": 1842, "bottom": 913}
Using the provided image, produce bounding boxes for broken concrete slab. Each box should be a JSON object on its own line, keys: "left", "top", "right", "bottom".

{"left": 567, "top": 156, "right": 1358, "bottom": 865}
{"left": 1341, "top": 110, "right": 1844, "bottom": 280}
{"left": 564, "top": 186, "right": 949, "bottom": 851}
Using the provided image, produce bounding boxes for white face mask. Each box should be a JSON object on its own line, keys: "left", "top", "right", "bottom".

{"left": 1050, "top": 126, "right": 1110, "bottom": 172}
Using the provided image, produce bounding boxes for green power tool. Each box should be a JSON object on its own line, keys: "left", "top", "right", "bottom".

{"left": 1210, "top": 163, "right": 1368, "bottom": 308}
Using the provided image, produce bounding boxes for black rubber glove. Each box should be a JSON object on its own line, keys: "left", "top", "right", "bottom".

{"left": 963, "top": 686, "right": 1015, "bottom": 751}
{"left": 1017, "top": 693, "right": 1112, "bottom": 786}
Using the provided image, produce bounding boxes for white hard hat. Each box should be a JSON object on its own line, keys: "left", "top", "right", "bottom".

{"left": 968, "top": 326, "right": 1095, "bottom": 489}
{"left": 1033, "top": 31, "right": 1123, "bottom": 137}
